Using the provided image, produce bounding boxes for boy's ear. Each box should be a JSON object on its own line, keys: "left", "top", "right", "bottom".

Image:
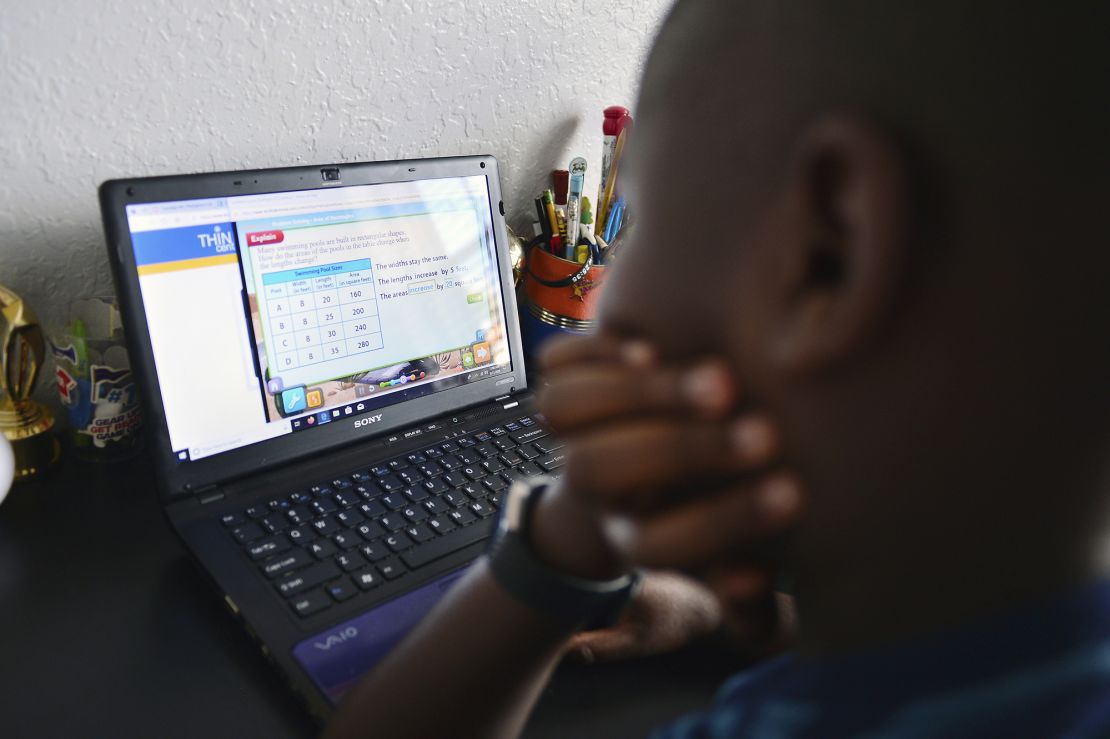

{"left": 763, "top": 114, "right": 911, "bottom": 374}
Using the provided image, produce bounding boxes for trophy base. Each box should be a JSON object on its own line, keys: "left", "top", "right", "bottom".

{"left": 0, "top": 401, "right": 61, "bottom": 481}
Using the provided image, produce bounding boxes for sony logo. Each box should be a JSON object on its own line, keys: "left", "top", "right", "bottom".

{"left": 314, "top": 626, "right": 358, "bottom": 650}
{"left": 353, "top": 413, "right": 383, "bottom": 429}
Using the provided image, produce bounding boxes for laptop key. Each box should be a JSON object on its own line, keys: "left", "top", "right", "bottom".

{"left": 516, "top": 444, "right": 541, "bottom": 461}
{"left": 456, "top": 449, "right": 481, "bottom": 466}
{"left": 456, "top": 436, "right": 476, "bottom": 447}
{"left": 442, "top": 490, "right": 469, "bottom": 508}
{"left": 422, "top": 497, "right": 448, "bottom": 515}
{"left": 352, "top": 568, "right": 380, "bottom": 590}
{"left": 474, "top": 442, "right": 498, "bottom": 458}
{"left": 419, "top": 462, "right": 444, "bottom": 477}
{"left": 509, "top": 427, "right": 548, "bottom": 445}
{"left": 261, "top": 514, "right": 289, "bottom": 534}
{"left": 335, "top": 551, "right": 366, "bottom": 572}
{"left": 438, "top": 454, "right": 462, "bottom": 471}
{"left": 448, "top": 507, "right": 477, "bottom": 526}
{"left": 335, "top": 490, "right": 360, "bottom": 508}
{"left": 517, "top": 461, "right": 544, "bottom": 477}
{"left": 332, "top": 529, "right": 361, "bottom": 550}
{"left": 381, "top": 493, "right": 407, "bottom": 511}
{"left": 247, "top": 535, "right": 291, "bottom": 560}
{"left": 267, "top": 497, "right": 291, "bottom": 511}
{"left": 288, "top": 524, "right": 317, "bottom": 545}
{"left": 287, "top": 505, "right": 312, "bottom": 525}
{"left": 385, "top": 532, "right": 414, "bottom": 552}
{"left": 388, "top": 457, "right": 410, "bottom": 471}
{"left": 421, "top": 477, "right": 449, "bottom": 495}
{"left": 469, "top": 500, "right": 494, "bottom": 518}
{"left": 405, "top": 524, "right": 435, "bottom": 543}
{"left": 311, "top": 498, "right": 339, "bottom": 516}
{"left": 462, "top": 483, "right": 486, "bottom": 500}
{"left": 359, "top": 499, "right": 388, "bottom": 518}
{"left": 406, "top": 452, "right": 427, "bottom": 465}
{"left": 403, "top": 485, "right": 429, "bottom": 503}
{"left": 378, "top": 513, "right": 406, "bottom": 532}
{"left": 377, "top": 558, "right": 405, "bottom": 580}
{"left": 402, "top": 506, "right": 428, "bottom": 523}
{"left": 276, "top": 561, "right": 341, "bottom": 597}
{"left": 311, "top": 516, "right": 340, "bottom": 535}
{"left": 402, "top": 518, "right": 494, "bottom": 569}
{"left": 359, "top": 542, "right": 389, "bottom": 562}
{"left": 533, "top": 438, "right": 566, "bottom": 455}
{"left": 462, "top": 466, "right": 486, "bottom": 482}
{"left": 335, "top": 508, "right": 364, "bottom": 527}
{"left": 245, "top": 505, "right": 267, "bottom": 520}
{"left": 309, "top": 539, "right": 338, "bottom": 559}
{"left": 481, "top": 458, "right": 505, "bottom": 475}
{"left": 220, "top": 513, "right": 245, "bottom": 528}
{"left": 331, "top": 479, "right": 352, "bottom": 490}
{"left": 500, "top": 468, "right": 523, "bottom": 484}
{"left": 261, "top": 549, "right": 313, "bottom": 578}
{"left": 377, "top": 475, "right": 404, "bottom": 493}
{"left": 518, "top": 416, "right": 536, "bottom": 427}
{"left": 357, "top": 521, "right": 386, "bottom": 540}
{"left": 232, "top": 523, "right": 264, "bottom": 544}
{"left": 441, "top": 441, "right": 460, "bottom": 453}
{"left": 398, "top": 469, "right": 424, "bottom": 486}
{"left": 483, "top": 476, "right": 508, "bottom": 493}
{"left": 537, "top": 452, "right": 567, "bottom": 472}
{"left": 427, "top": 515, "right": 457, "bottom": 535}
{"left": 291, "top": 590, "right": 331, "bottom": 618}
{"left": 498, "top": 450, "right": 523, "bottom": 467}
{"left": 505, "top": 422, "right": 522, "bottom": 432}
{"left": 442, "top": 471, "right": 468, "bottom": 488}
{"left": 370, "top": 465, "right": 391, "bottom": 477}
{"left": 326, "top": 580, "right": 358, "bottom": 602}
{"left": 473, "top": 432, "right": 492, "bottom": 442}
{"left": 492, "top": 438, "right": 516, "bottom": 453}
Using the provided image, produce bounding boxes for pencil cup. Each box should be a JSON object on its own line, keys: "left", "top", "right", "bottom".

{"left": 48, "top": 297, "right": 143, "bottom": 462}
{"left": 519, "top": 241, "right": 607, "bottom": 360}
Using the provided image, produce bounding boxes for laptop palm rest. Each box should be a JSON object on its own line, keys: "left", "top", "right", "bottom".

{"left": 293, "top": 567, "right": 468, "bottom": 703}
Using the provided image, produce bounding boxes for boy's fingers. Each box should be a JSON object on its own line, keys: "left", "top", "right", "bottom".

{"left": 538, "top": 334, "right": 655, "bottom": 372}
{"left": 561, "top": 416, "right": 780, "bottom": 509}
{"left": 539, "top": 360, "right": 736, "bottom": 432}
{"left": 604, "top": 474, "right": 804, "bottom": 571}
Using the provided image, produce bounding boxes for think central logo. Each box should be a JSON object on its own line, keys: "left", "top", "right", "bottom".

{"left": 196, "top": 224, "right": 235, "bottom": 253}
{"left": 314, "top": 626, "right": 358, "bottom": 650}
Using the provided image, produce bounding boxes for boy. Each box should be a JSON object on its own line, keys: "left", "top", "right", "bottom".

{"left": 327, "top": 1, "right": 1110, "bottom": 736}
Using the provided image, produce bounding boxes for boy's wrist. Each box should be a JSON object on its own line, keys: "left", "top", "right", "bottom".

{"left": 527, "top": 478, "right": 628, "bottom": 581}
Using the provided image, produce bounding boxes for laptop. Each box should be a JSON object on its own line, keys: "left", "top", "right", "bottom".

{"left": 99, "top": 155, "right": 564, "bottom": 721}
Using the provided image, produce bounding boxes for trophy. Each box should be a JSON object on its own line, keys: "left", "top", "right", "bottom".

{"left": 0, "top": 284, "right": 60, "bottom": 479}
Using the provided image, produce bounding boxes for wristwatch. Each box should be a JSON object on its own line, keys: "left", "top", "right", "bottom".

{"left": 487, "top": 476, "right": 642, "bottom": 629}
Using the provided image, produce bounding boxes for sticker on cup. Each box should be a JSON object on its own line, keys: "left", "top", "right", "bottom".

{"left": 49, "top": 298, "right": 142, "bottom": 461}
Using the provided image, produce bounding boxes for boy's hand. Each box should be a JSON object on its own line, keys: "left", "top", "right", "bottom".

{"left": 532, "top": 334, "right": 803, "bottom": 627}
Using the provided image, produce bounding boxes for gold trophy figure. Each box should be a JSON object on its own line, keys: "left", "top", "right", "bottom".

{"left": 0, "top": 285, "right": 60, "bottom": 479}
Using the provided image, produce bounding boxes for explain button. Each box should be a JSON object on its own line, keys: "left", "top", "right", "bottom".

{"left": 247, "top": 230, "right": 285, "bottom": 246}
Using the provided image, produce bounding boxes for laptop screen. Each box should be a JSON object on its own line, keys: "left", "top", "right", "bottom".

{"left": 124, "top": 175, "right": 512, "bottom": 463}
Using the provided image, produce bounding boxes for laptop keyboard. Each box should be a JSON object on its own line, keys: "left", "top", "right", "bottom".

{"left": 219, "top": 416, "right": 565, "bottom": 619}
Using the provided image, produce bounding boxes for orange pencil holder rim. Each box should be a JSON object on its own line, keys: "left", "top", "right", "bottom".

{"left": 522, "top": 236, "right": 607, "bottom": 328}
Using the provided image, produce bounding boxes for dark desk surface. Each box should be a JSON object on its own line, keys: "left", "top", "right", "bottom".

{"left": 1, "top": 452, "right": 744, "bottom": 738}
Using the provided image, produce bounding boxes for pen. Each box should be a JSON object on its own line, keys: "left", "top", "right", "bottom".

{"left": 535, "top": 197, "right": 551, "bottom": 242}
{"left": 543, "top": 190, "right": 561, "bottom": 255}
{"left": 597, "top": 128, "right": 628, "bottom": 230}
{"left": 598, "top": 106, "right": 633, "bottom": 220}
{"left": 565, "top": 157, "right": 587, "bottom": 260}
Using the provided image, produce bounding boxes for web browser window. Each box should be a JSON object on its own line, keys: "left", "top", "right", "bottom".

{"left": 125, "top": 176, "right": 511, "bottom": 462}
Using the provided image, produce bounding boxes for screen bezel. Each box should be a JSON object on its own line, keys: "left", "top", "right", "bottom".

{"left": 100, "top": 156, "right": 528, "bottom": 500}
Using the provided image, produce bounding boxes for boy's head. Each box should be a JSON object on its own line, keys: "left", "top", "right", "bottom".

{"left": 599, "top": 1, "right": 1110, "bottom": 640}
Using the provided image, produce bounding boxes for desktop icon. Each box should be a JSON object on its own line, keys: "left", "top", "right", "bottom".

{"left": 267, "top": 377, "right": 284, "bottom": 394}
{"left": 356, "top": 403, "right": 365, "bottom": 411}
{"left": 475, "top": 329, "right": 486, "bottom": 342}
{"left": 280, "top": 386, "right": 307, "bottom": 414}
{"left": 305, "top": 388, "right": 324, "bottom": 409}
{"left": 332, "top": 409, "right": 340, "bottom": 418}
{"left": 316, "top": 411, "right": 331, "bottom": 425}
{"left": 462, "top": 351, "right": 475, "bottom": 369}
{"left": 343, "top": 406, "right": 353, "bottom": 415}
{"left": 306, "top": 415, "right": 316, "bottom": 426}
{"left": 471, "top": 342, "right": 491, "bottom": 365}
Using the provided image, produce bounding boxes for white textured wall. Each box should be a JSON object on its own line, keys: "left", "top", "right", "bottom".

{"left": 1, "top": 0, "right": 670, "bottom": 405}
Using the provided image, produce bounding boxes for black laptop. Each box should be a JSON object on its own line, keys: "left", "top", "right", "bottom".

{"left": 99, "top": 155, "right": 563, "bottom": 721}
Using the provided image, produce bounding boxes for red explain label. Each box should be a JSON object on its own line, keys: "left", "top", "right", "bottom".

{"left": 246, "top": 230, "right": 284, "bottom": 246}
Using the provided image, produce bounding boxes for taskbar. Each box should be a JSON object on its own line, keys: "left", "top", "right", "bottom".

{"left": 288, "top": 365, "right": 508, "bottom": 433}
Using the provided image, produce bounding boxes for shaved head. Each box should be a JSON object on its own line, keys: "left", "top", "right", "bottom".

{"left": 601, "top": 2, "right": 1110, "bottom": 648}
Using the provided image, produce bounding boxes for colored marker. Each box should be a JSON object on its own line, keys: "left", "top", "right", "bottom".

{"left": 542, "top": 190, "right": 561, "bottom": 254}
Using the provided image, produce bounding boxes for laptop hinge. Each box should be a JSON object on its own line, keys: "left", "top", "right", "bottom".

{"left": 189, "top": 483, "right": 225, "bottom": 505}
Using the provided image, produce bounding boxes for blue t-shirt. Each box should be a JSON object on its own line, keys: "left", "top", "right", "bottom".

{"left": 654, "top": 580, "right": 1110, "bottom": 738}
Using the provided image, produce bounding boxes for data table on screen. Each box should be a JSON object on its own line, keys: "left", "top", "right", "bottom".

{"left": 261, "top": 259, "right": 384, "bottom": 372}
